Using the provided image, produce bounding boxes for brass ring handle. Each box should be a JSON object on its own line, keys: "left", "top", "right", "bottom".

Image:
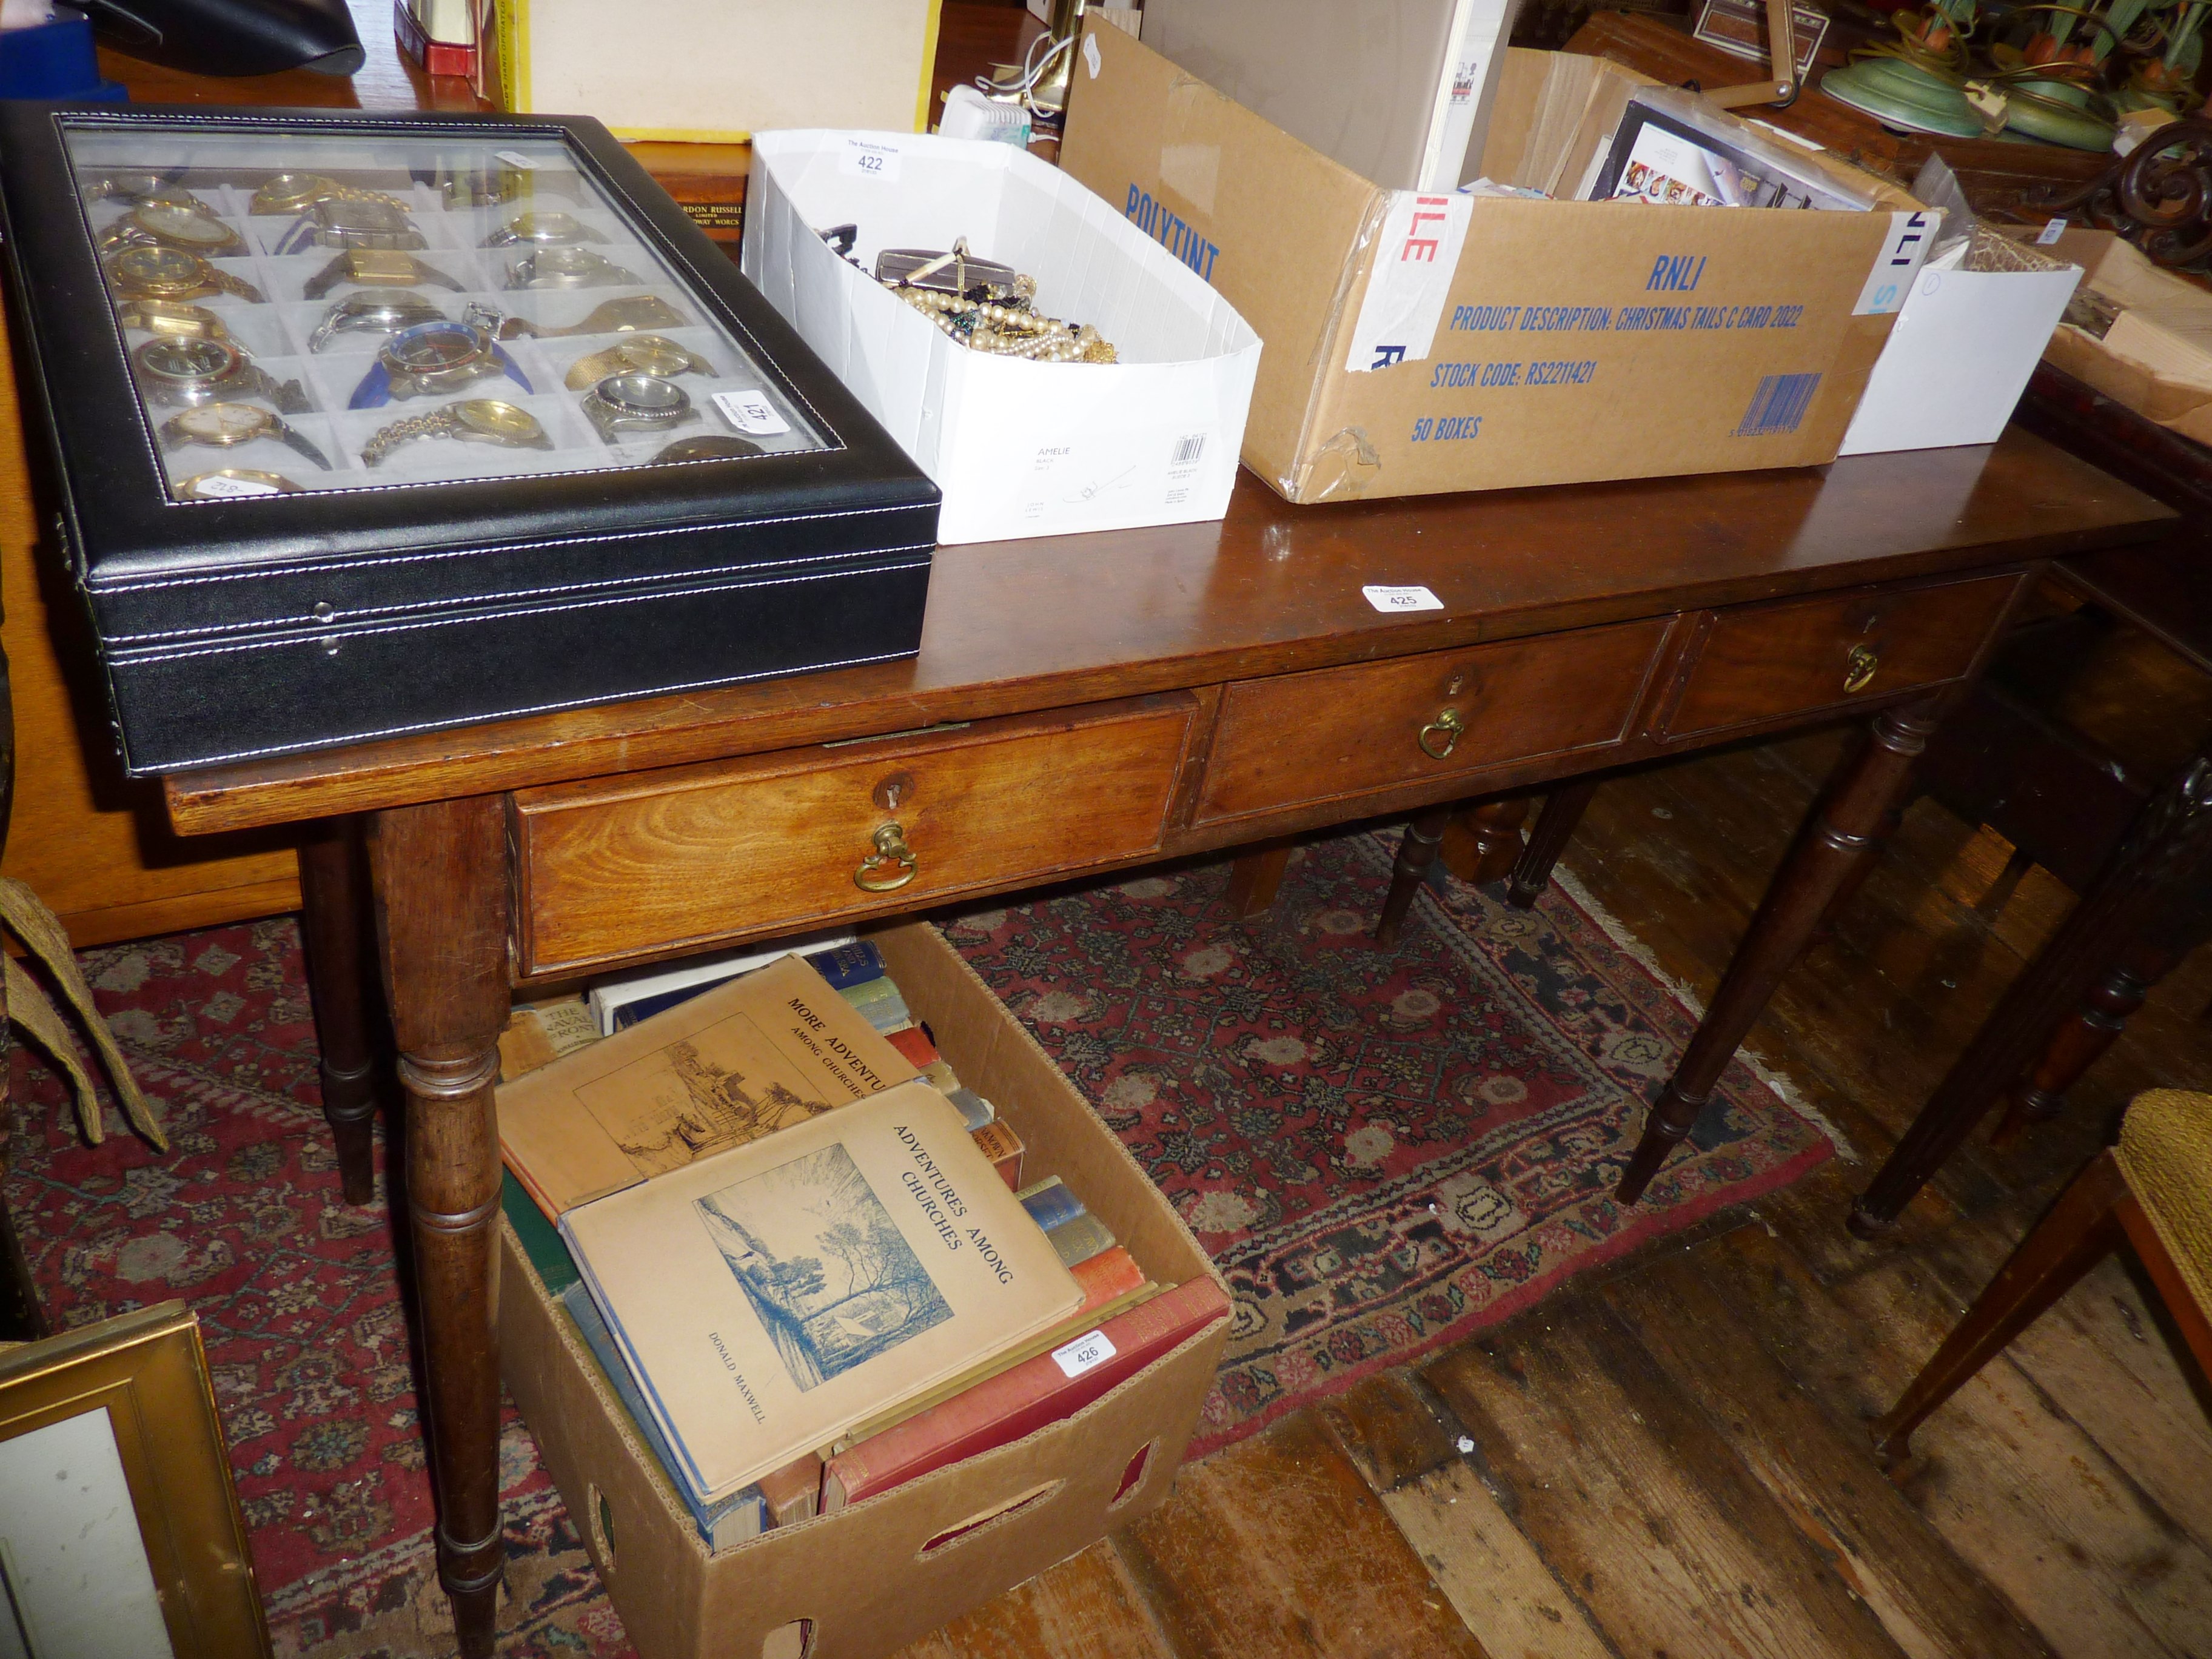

{"left": 854, "top": 820, "right": 919, "bottom": 892}
{"left": 1417, "top": 708, "right": 1466, "bottom": 760}
{"left": 1843, "top": 643, "right": 1880, "bottom": 695}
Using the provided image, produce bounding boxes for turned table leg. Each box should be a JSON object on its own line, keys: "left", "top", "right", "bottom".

{"left": 1439, "top": 797, "right": 1529, "bottom": 886}
{"left": 1617, "top": 699, "right": 1941, "bottom": 1204}
{"left": 1989, "top": 937, "right": 2184, "bottom": 1147}
{"left": 1852, "top": 755, "right": 2212, "bottom": 1236}
{"left": 299, "top": 817, "right": 380, "bottom": 1206}
{"left": 1377, "top": 805, "right": 1454, "bottom": 947}
{"left": 369, "top": 797, "right": 512, "bottom": 1659}
{"left": 1507, "top": 779, "right": 1598, "bottom": 909}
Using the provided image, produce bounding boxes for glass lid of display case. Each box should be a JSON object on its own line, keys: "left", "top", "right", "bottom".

{"left": 60, "top": 121, "right": 831, "bottom": 502}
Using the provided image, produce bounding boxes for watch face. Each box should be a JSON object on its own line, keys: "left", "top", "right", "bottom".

{"left": 123, "top": 300, "right": 227, "bottom": 341}
{"left": 137, "top": 337, "right": 240, "bottom": 381}
{"left": 176, "top": 468, "right": 302, "bottom": 498}
{"left": 511, "top": 212, "right": 586, "bottom": 243}
{"left": 346, "top": 249, "right": 423, "bottom": 284}
{"left": 452, "top": 400, "right": 545, "bottom": 441}
{"left": 254, "top": 172, "right": 338, "bottom": 213}
{"left": 533, "top": 248, "right": 614, "bottom": 279}
{"left": 114, "top": 246, "right": 208, "bottom": 289}
{"left": 132, "top": 204, "right": 237, "bottom": 248}
{"left": 599, "top": 372, "right": 689, "bottom": 418}
{"left": 318, "top": 199, "right": 414, "bottom": 235}
{"left": 175, "top": 403, "right": 273, "bottom": 444}
{"left": 615, "top": 338, "right": 694, "bottom": 377}
{"left": 386, "top": 323, "right": 492, "bottom": 374}
{"left": 342, "top": 293, "right": 443, "bottom": 328}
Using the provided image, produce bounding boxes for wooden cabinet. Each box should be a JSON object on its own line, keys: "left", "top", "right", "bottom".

{"left": 510, "top": 692, "right": 1198, "bottom": 976}
{"left": 1660, "top": 572, "right": 2024, "bottom": 742}
{"left": 1193, "top": 620, "right": 1674, "bottom": 825}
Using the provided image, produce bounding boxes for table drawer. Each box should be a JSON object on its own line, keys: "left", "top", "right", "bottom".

{"left": 512, "top": 693, "right": 1196, "bottom": 975}
{"left": 1661, "top": 572, "right": 2022, "bottom": 741}
{"left": 1194, "top": 618, "right": 1672, "bottom": 823}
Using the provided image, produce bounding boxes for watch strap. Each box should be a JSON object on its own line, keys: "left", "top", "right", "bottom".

{"left": 348, "top": 360, "right": 397, "bottom": 411}
{"left": 303, "top": 255, "right": 350, "bottom": 301}
{"left": 273, "top": 216, "right": 317, "bottom": 257}
{"left": 213, "top": 269, "right": 266, "bottom": 303}
{"left": 361, "top": 411, "right": 455, "bottom": 468}
{"left": 491, "top": 343, "right": 534, "bottom": 395}
{"left": 273, "top": 421, "right": 333, "bottom": 471}
{"left": 414, "top": 260, "right": 466, "bottom": 293}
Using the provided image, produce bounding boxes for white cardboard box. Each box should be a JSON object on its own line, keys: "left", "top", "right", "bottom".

{"left": 743, "top": 130, "right": 1261, "bottom": 545}
{"left": 1838, "top": 250, "right": 2080, "bottom": 455}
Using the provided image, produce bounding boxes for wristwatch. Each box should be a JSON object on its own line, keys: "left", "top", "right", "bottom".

{"left": 482, "top": 210, "right": 608, "bottom": 248}
{"left": 474, "top": 294, "right": 689, "bottom": 341}
{"left": 97, "top": 203, "right": 244, "bottom": 258}
{"left": 347, "top": 321, "right": 534, "bottom": 408}
{"left": 302, "top": 248, "right": 466, "bottom": 301}
{"left": 174, "top": 468, "right": 304, "bottom": 498}
{"left": 308, "top": 291, "right": 448, "bottom": 353}
{"left": 562, "top": 335, "right": 715, "bottom": 390}
{"left": 116, "top": 299, "right": 230, "bottom": 343}
{"left": 85, "top": 173, "right": 216, "bottom": 215}
{"left": 361, "top": 398, "right": 552, "bottom": 467}
{"left": 106, "top": 246, "right": 265, "bottom": 304}
{"left": 439, "top": 165, "right": 578, "bottom": 209}
{"left": 503, "top": 247, "right": 642, "bottom": 290}
{"left": 250, "top": 172, "right": 411, "bottom": 216}
{"left": 133, "top": 337, "right": 310, "bottom": 414}
{"left": 580, "top": 372, "right": 699, "bottom": 444}
{"left": 652, "top": 434, "right": 762, "bottom": 464}
{"left": 158, "top": 402, "right": 332, "bottom": 470}
{"left": 273, "top": 197, "right": 427, "bottom": 256}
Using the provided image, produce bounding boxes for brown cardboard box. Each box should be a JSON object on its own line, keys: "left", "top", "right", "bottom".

{"left": 499, "top": 922, "right": 1229, "bottom": 1659}
{"left": 1061, "top": 23, "right": 1934, "bottom": 501}
{"left": 2039, "top": 227, "right": 2212, "bottom": 445}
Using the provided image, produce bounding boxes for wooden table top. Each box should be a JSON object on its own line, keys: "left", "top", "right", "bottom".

{"left": 164, "top": 429, "right": 2171, "bottom": 834}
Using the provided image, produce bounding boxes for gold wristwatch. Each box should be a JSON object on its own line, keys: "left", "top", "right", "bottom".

{"left": 250, "top": 172, "right": 411, "bottom": 216}
{"left": 174, "top": 468, "right": 304, "bottom": 498}
{"left": 562, "top": 335, "right": 716, "bottom": 390}
{"left": 116, "top": 298, "right": 230, "bottom": 342}
{"left": 482, "top": 210, "right": 607, "bottom": 248}
{"left": 360, "top": 398, "right": 552, "bottom": 467}
{"left": 96, "top": 203, "right": 244, "bottom": 258}
{"left": 85, "top": 173, "right": 216, "bottom": 215}
{"left": 158, "top": 402, "right": 331, "bottom": 470}
{"left": 106, "top": 246, "right": 265, "bottom": 304}
{"left": 471, "top": 294, "right": 689, "bottom": 341}
{"left": 303, "top": 248, "right": 466, "bottom": 301}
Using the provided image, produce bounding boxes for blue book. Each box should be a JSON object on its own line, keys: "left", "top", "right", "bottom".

{"left": 811, "top": 940, "right": 886, "bottom": 990}
{"left": 557, "top": 1282, "right": 767, "bottom": 1550}
{"left": 1017, "top": 1176, "right": 1086, "bottom": 1234}
{"left": 609, "top": 978, "right": 726, "bottom": 1032}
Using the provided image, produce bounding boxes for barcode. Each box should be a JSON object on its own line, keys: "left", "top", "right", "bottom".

{"left": 1735, "top": 372, "right": 1821, "bottom": 437}
{"left": 1171, "top": 432, "right": 1205, "bottom": 466}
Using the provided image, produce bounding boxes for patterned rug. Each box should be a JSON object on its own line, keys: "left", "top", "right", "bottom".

{"left": 1, "top": 827, "right": 1826, "bottom": 1653}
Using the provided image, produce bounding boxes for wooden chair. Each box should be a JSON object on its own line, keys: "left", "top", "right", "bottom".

{"left": 1872, "top": 1087, "right": 2212, "bottom": 1464}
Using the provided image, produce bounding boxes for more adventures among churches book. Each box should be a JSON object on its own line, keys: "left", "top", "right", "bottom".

{"left": 560, "top": 1081, "right": 1084, "bottom": 1506}
{"left": 498, "top": 953, "right": 918, "bottom": 1219}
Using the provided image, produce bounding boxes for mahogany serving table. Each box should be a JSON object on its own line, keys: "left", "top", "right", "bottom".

{"left": 150, "top": 434, "right": 2170, "bottom": 1652}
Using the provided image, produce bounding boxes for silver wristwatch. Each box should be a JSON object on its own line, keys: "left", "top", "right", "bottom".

{"left": 277, "top": 197, "right": 427, "bottom": 255}
{"left": 133, "top": 337, "right": 310, "bottom": 414}
{"left": 481, "top": 211, "right": 607, "bottom": 248}
{"left": 158, "top": 402, "right": 332, "bottom": 471}
{"left": 580, "top": 372, "right": 699, "bottom": 444}
{"left": 309, "top": 291, "right": 449, "bottom": 352}
{"left": 361, "top": 399, "right": 553, "bottom": 467}
{"left": 503, "top": 247, "right": 643, "bottom": 290}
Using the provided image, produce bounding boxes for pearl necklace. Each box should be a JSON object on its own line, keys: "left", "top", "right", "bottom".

{"left": 888, "top": 280, "right": 1117, "bottom": 364}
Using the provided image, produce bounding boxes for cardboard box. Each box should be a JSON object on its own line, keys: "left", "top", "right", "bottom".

{"left": 1061, "top": 23, "right": 1936, "bottom": 501}
{"left": 1838, "top": 227, "right": 2080, "bottom": 455}
{"left": 2039, "top": 228, "right": 2212, "bottom": 446}
{"left": 500, "top": 922, "right": 1230, "bottom": 1659}
{"left": 475, "top": 0, "right": 942, "bottom": 142}
{"left": 743, "top": 130, "right": 1261, "bottom": 545}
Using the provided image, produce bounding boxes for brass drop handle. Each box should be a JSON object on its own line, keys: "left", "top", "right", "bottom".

{"left": 1843, "top": 643, "right": 1880, "bottom": 695}
{"left": 1417, "top": 708, "right": 1466, "bottom": 760}
{"left": 854, "top": 820, "right": 919, "bottom": 892}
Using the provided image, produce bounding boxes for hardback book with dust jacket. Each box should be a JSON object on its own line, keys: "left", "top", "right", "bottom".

{"left": 497, "top": 953, "right": 918, "bottom": 1219}
{"left": 560, "top": 1081, "right": 1084, "bottom": 1504}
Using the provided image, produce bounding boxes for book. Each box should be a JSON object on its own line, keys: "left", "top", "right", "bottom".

{"left": 560, "top": 1082, "right": 1084, "bottom": 1506}
{"left": 810, "top": 940, "right": 888, "bottom": 991}
{"left": 885, "top": 1025, "right": 937, "bottom": 1069}
{"left": 757, "top": 1452, "right": 822, "bottom": 1526}
{"left": 499, "top": 998, "right": 601, "bottom": 1082}
{"left": 558, "top": 1281, "right": 769, "bottom": 1549}
{"left": 839, "top": 976, "right": 913, "bottom": 1033}
{"left": 919, "top": 1057, "right": 962, "bottom": 1096}
{"left": 586, "top": 929, "right": 856, "bottom": 1036}
{"left": 821, "top": 1275, "right": 1231, "bottom": 1513}
{"left": 503, "top": 1170, "right": 580, "bottom": 1298}
{"left": 498, "top": 954, "right": 916, "bottom": 1220}
{"left": 947, "top": 1089, "right": 994, "bottom": 1133}
{"left": 968, "top": 1120, "right": 1024, "bottom": 1190}
{"left": 1047, "top": 1213, "right": 1117, "bottom": 1269}
{"left": 1017, "top": 1176, "right": 1085, "bottom": 1234}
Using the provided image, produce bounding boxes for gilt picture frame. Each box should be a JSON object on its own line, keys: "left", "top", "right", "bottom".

{"left": 0, "top": 1302, "right": 270, "bottom": 1658}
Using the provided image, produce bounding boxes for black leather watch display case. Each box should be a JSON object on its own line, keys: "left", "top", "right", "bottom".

{"left": 0, "top": 102, "right": 940, "bottom": 775}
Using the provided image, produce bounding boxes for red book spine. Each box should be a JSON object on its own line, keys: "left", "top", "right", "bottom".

{"left": 823, "top": 1277, "right": 1229, "bottom": 1511}
{"left": 886, "top": 1026, "right": 939, "bottom": 1068}
{"left": 1071, "top": 1247, "right": 1143, "bottom": 1309}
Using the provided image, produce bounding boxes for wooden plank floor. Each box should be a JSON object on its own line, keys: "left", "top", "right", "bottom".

{"left": 896, "top": 631, "right": 2212, "bottom": 1659}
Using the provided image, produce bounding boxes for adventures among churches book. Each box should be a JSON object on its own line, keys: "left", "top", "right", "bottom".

{"left": 498, "top": 953, "right": 917, "bottom": 1218}
{"left": 560, "top": 1081, "right": 1084, "bottom": 1505}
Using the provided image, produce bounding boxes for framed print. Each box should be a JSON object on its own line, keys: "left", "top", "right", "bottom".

{"left": 0, "top": 1304, "right": 270, "bottom": 1658}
